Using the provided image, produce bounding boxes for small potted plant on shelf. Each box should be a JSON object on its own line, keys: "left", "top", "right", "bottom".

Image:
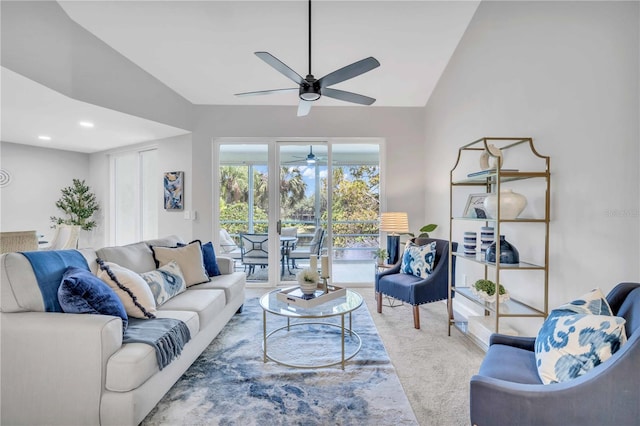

{"left": 471, "top": 279, "right": 509, "bottom": 303}
{"left": 372, "top": 248, "right": 388, "bottom": 265}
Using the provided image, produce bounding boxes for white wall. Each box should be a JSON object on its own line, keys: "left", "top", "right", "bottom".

{"left": 189, "top": 105, "right": 428, "bottom": 243}
{"left": 88, "top": 133, "right": 193, "bottom": 249}
{"left": 424, "top": 1, "right": 640, "bottom": 334}
{"left": 0, "top": 141, "right": 92, "bottom": 246}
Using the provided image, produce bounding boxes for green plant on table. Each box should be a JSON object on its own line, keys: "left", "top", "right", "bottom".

{"left": 50, "top": 179, "right": 100, "bottom": 231}
{"left": 473, "top": 279, "right": 506, "bottom": 296}
{"left": 372, "top": 248, "right": 388, "bottom": 264}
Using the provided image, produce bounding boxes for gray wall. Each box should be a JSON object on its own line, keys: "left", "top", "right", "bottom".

{"left": 424, "top": 1, "right": 640, "bottom": 334}
{"left": 190, "top": 105, "right": 427, "bottom": 242}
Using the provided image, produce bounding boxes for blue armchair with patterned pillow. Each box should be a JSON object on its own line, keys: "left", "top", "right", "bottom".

{"left": 470, "top": 282, "right": 640, "bottom": 426}
{"left": 375, "top": 238, "right": 456, "bottom": 329}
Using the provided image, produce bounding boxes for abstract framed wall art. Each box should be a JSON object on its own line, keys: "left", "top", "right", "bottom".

{"left": 164, "top": 171, "right": 184, "bottom": 210}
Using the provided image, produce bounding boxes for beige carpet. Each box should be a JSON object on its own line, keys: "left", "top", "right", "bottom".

{"left": 246, "top": 287, "right": 485, "bottom": 426}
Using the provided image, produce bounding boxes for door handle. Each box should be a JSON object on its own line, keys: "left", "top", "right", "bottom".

{"left": 277, "top": 220, "right": 281, "bottom": 234}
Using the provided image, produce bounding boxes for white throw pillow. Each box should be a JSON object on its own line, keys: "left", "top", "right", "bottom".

{"left": 96, "top": 259, "right": 157, "bottom": 319}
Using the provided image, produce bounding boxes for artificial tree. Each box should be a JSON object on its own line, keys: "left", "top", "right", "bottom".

{"left": 50, "top": 179, "right": 100, "bottom": 231}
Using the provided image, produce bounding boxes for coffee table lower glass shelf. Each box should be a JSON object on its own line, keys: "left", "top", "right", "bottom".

{"left": 260, "top": 288, "right": 363, "bottom": 369}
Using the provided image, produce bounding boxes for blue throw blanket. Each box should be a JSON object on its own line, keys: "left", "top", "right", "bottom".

{"left": 124, "top": 318, "right": 191, "bottom": 370}
{"left": 21, "top": 250, "right": 90, "bottom": 312}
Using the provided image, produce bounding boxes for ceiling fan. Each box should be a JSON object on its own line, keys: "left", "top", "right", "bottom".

{"left": 235, "top": 0, "right": 380, "bottom": 117}
{"left": 283, "top": 146, "right": 322, "bottom": 165}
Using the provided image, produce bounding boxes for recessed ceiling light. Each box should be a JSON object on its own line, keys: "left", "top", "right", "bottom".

{"left": 38, "top": 135, "right": 51, "bottom": 141}
{"left": 79, "top": 121, "right": 94, "bottom": 128}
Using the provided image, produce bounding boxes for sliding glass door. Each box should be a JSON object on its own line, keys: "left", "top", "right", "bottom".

{"left": 216, "top": 140, "right": 381, "bottom": 286}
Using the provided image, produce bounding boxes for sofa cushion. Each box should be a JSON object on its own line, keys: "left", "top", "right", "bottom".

{"left": 58, "top": 266, "right": 128, "bottom": 330}
{"left": 400, "top": 241, "right": 436, "bottom": 278}
{"left": 535, "top": 289, "right": 627, "bottom": 385}
{"left": 105, "top": 310, "right": 199, "bottom": 392}
{"left": 97, "top": 260, "right": 157, "bottom": 319}
{"left": 96, "top": 242, "right": 156, "bottom": 274}
{"left": 189, "top": 272, "right": 246, "bottom": 304}
{"left": 159, "top": 289, "right": 225, "bottom": 329}
{"left": 151, "top": 240, "right": 209, "bottom": 287}
{"left": 140, "top": 261, "right": 186, "bottom": 306}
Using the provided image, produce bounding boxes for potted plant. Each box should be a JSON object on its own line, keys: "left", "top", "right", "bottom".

{"left": 411, "top": 223, "right": 438, "bottom": 238}
{"left": 50, "top": 179, "right": 100, "bottom": 231}
{"left": 296, "top": 268, "right": 320, "bottom": 295}
{"left": 372, "top": 248, "right": 388, "bottom": 265}
{"left": 471, "top": 279, "right": 509, "bottom": 303}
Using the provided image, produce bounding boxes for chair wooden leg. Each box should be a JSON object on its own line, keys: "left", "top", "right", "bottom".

{"left": 376, "top": 292, "right": 382, "bottom": 313}
{"left": 413, "top": 305, "right": 420, "bottom": 329}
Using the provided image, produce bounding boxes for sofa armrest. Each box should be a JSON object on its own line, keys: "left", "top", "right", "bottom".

{"left": 216, "top": 256, "right": 234, "bottom": 274}
{"left": 489, "top": 334, "right": 536, "bottom": 351}
{"left": 1, "top": 312, "right": 123, "bottom": 425}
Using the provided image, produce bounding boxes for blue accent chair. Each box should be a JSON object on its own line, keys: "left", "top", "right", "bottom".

{"left": 375, "top": 238, "right": 456, "bottom": 329}
{"left": 470, "top": 282, "right": 640, "bottom": 426}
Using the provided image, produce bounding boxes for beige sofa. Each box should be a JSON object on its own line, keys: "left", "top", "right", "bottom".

{"left": 0, "top": 235, "right": 246, "bottom": 425}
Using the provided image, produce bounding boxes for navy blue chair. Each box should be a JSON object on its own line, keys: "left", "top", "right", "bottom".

{"left": 375, "top": 238, "right": 456, "bottom": 329}
{"left": 470, "top": 282, "right": 640, "bottom": 426}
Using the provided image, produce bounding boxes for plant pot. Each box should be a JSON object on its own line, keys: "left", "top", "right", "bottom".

{"left": 299, "top": 281, "right": 317, "bottom": 295}
{"left": 483, "top": 189, "right": 527, "bottom": 220}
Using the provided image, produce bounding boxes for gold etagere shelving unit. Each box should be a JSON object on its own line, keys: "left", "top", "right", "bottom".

{"left": 447, "top": 137, "right": 550, "bottom": 347}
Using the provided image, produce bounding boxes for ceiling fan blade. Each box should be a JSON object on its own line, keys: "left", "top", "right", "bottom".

{"left": 235, "top": 88, "right": 298, "bottom": 97}
{"left": 255, "top": 52, "right": 305, "bottom": 86}
{"left": 322, "top": 88, "right": 376, "bottom": 105}
{"left": 297, "top": 100, "right": 313, "bottom": 117}
{"left": 317, "top": 57, "right": 380, "bottom": 88}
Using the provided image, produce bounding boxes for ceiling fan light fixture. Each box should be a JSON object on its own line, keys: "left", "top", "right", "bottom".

{"left": 299, "top": 87, "right": 321, "bottom": 101}
{"left": 306, "top": 155, "right": 317, "bottom": 165}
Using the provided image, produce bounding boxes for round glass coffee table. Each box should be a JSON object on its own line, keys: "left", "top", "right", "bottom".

{"left": 260, "top": 288, "right": 363, "bottom": 369}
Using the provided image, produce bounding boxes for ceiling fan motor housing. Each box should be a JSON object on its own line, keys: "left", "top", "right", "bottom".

{"left": 299, "top": 75, "right": 321, "bottom": 101}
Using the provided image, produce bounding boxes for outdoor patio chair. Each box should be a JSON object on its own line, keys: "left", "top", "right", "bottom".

{"left": 288, "top": 228, "right": 325, "bottom": 271}
{"left": 239, "top": 233, "right": 269, "bottom": 275}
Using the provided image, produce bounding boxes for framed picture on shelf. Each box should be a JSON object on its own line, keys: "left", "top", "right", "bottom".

{"left": 463, "top": 193, "right": 489, "bottom": 218}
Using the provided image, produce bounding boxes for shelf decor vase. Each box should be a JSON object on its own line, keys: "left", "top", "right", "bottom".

{"left": 485, "top": 235, "right": 520, "bottom": 264}
{"left": 483, "top": 189, "right": 527, "bottom": 220}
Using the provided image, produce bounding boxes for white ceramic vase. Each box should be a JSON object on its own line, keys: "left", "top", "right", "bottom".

{"left": 299, "top": 280, "right": 317, "bottom": 295}
{"left": 483, "top": 189, "right": 527, "bottom": 220}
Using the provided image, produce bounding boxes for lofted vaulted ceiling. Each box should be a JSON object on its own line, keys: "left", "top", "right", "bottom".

{"left": 1, "top": 1, "right": 480, "bottom": 152}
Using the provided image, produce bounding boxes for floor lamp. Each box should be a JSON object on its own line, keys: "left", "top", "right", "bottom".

{"left": 380, "top": 212, "right": 409, "bottom": 264}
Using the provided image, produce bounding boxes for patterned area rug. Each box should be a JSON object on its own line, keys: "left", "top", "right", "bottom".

{"left": 142, "top": 296, "right": 418, "bottom": 425}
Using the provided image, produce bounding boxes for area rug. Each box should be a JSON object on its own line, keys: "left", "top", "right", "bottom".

{"left": 142, "top": 296, "right": 418, "bottom": 425}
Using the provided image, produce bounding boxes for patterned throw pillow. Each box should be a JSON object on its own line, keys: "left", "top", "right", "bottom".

{"left": 96, "top": 259, "right": 157, "bottom": 319}
{"left": 534, "top": 289, "right": 627, "bottom": 384}
{"left": 140, "top": 261, "right": 186, "bottom": 306}
{"left": 400, "top": 241, "right": 437, "bottom": 278}
{"left": 151, "top": 240, "right": 209, "bottom": 287}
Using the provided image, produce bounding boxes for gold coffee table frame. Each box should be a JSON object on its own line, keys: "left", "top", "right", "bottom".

{"left": 260, "top": 289, "right": 363, "bottom": 369}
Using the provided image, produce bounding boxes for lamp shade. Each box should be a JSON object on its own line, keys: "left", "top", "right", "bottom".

{"left": 380, "top": 212, "right": 409, "bottom": 234}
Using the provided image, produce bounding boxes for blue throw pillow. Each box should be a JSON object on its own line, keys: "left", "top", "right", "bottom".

{"left": 201, "top": 241, "right": 221, "bottom": 276}
{"left": 58, "top": 266, "right": 128, "bottom": 330}
{"left": 534, "top": 289, "right": 626, "bottom": 384}
{"left": 400, "top": 241, "right": 436, "bottom": 278}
